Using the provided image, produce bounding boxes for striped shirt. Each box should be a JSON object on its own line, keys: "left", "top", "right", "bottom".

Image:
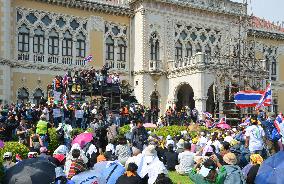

{"left": 67, "top": 158, "right": 86, "bottom": 179}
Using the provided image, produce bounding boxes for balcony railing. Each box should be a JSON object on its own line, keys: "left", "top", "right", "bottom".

{"left": 16, "top": 52, "right": 87, "bottom": 66}
{"left": 168, "top": 52, "right": 267, "bottom": 73}
{"left": 62, "top": 56, "right": 73, "bottom": 65}
{"left": 149, "top": 60, "right": 163, "bottom": 72}
{"left": 106, "top": 60, "right": 127, "bottom": 71}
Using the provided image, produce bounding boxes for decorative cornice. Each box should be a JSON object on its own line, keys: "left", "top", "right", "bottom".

{"left": 0, "top": 57, "right": 91, "bottom": 72}
{"left": 130, "top": 0, "right": 246, "bottom": 17}
{"left": 248, "top": 29, "right": 284, "bottom": 41}
{"left": 33, "top": 0, "right": 134, "bottom": 17}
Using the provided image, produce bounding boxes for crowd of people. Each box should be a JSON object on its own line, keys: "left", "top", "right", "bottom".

{"left": 1, "top": 99, "right": 284, "bottom": 184}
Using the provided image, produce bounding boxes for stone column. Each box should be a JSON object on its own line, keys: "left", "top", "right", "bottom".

{"left": 194, "top": 96, "right": 208, "bottom": 115}
{"left": 2, "top": 64, "right": 11, "bottom": 104}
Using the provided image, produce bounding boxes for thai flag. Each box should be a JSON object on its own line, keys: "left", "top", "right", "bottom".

{"left": 83, "top": 55, "right": 93, "bottom": 63}
{"left": 276, "top": 114, "right": 283, "bottom": 124}
{"left": 256, "top": 83, "right": 272, "bottom": 109}
{"left": 203, "top": 112, "right": 213, "bottom": 119}
{"left": 234, "top": 90, "right": 270, "bottom": 108}
{"left": 62, "top": 73, "right": 68, "bottom": 86}
{"left": 218, "top": 117, "right": 226, "bottom": 124}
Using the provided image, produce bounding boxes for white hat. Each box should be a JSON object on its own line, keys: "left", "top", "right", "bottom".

{"left": 144, "top": 145, "right": 157, "bottom": 156}
{"left": 177, "top": 139, "right": 185, "bottom": 149}
{"left": 166, "top": 135, "right": 172, "bottom": 140}
{"left": 3, "top": 152, "right": 12, "bottom": 158}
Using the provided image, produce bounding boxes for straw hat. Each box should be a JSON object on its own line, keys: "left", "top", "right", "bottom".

{"left": 223, "top": 153, "right": 237, "bottom": 165}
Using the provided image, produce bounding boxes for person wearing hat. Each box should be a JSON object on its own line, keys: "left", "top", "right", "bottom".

{"left": 214, "top": 153, "right": 245, "bottom": 184}
{"left": 3, "top": 152, "right": 15, "bottom": 172}
{"left": 189, "top": 158, "right": 218, "bottom": 184}
{"left": 242, "top": 154, "right": 263, "bottom": 184}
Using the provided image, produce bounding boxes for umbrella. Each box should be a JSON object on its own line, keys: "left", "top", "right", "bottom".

{"left": 216, "top": 123, "right": 231, "bottom": 129}
{"left": 93, "top": 161, "right": 125, "bottom": 184}
{"left": 255, "top": 151, "right": 284, "bottom": 184}
{"left": 143, "top": 123, "right": 157, "bottom": 128}
{"left": 72, "top": 132, "right": 93, "bottom": 148}
{"left": 4, "top": 158, "right": 56, "bottom": 184}
{"left": 71, "top": 170, "right": 103, "bottom": 184}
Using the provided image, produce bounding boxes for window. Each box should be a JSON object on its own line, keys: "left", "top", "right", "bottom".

{"left": 33, "top": 88, "right": 44, "bottom": 105}
{"left": 196, "top": 43, "right": 202, "bottom": 53}
{"left": 18, "top": 88, "right": 29, "bottom": 104}
{"left": 185, "top": 42, "right": 192, "bottom": 58}
{"left": 76, "top": 32, "right": 86, "bottom": 58}
{"left": 271, "top": 57, "right": 277, "bottom": 76}
{"left": 106, "top": 36, "right": 114, "bottom": 60}
{"left": 150, "top": 34, "right": 159, "bottom": 61}
{"left": 48, "top": 29, "right": 59, "bottom": 55}
{"left": 62, "top": 30, "right": 73, "bottom": 56}
{"left": 175, "top": 40, "right": 182, "bottom": 60}
{"left": 205, "top": 44, "right": 211, "bottom": 55}
{"left": 117, "top": 38, "right": 126, "bottom": 61}
{"left": 33, "top": 27, "right": 44, "bottom": 54}
{"left": 18, "top": 25, "right": 29, "bottom": 52}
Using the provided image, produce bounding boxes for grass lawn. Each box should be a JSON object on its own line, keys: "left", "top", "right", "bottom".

{"left": 168, "top": 171, "right": 194, "bottom": 184}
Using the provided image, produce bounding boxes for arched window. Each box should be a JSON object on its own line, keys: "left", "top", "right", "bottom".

{"left": 48, "top": 29, "right": 59, "bottom": 55}
{"left": 150, "top": 33, "right": 159, "bottom": 61}
{"left": 175, "top": 40, "right": 182, "bottom": 60}
{"left": 205, "top": 44, "right": 211, "bottom": 55}
{"left": 185, "top": 42, "right": 192, "bottom": 58}
{"left": 150, "top": 92, "right": 159, "bottom": 110}
{"left": 18, "top": 88, "right": 29, "bottom": 104}
{"left": 33, "top": 27, "right": 44, "bottom": 54}
{"left": 196, "top": 43, "right": 202, "bottom": 53}
{"left": 106, "top": 36, "right": 114, "bottom": 60}
{"left": 33, "top": 88, "right": 44, "bottom": 105}
{"left": 271, "top": 57, "right": 277, "bottom": 80}
{"left": 62, "top": 30, "right": 73, "bottom": 56}
{"left": 117, "top": 38, "right": 126, "bottom": 61}
{"left": 76, "top": 32, "right": 86, "bottom": 58}
{"left": 18, "top": 25, "right": 29, "bottom": 52}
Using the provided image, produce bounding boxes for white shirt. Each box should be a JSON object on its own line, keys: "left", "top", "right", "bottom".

{"left": 245, "top": 125, "right": 265, "bottom": 152}
{"left": 198, "top": 136, "right": 208, "bottom": 148}
{"left": 224, "top": 136, "right": 234, "bottom": 143}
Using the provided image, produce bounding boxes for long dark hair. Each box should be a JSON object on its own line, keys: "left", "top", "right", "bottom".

{"left": 55, "top": 176, "right": 67, "bottom": 184}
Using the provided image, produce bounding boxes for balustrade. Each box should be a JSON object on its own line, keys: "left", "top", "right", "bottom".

{"left": 149, "top": 60, "right": 162, "bottom": 72}
{"left": 106, "top": 60, "right": 127, "bottom": 71}
{"left": 62, "top": 56, "right": 73, "bottom": 65}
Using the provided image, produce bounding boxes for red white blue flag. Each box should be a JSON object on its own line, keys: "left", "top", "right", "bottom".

{"left": 234, "top": 90, "right": 271, "bottom": 108}
{"left": 256, "top": 83, "right": 272, "bottom": 109}
{"left": 83, "top": 55, "right": 93, "bottom": 63}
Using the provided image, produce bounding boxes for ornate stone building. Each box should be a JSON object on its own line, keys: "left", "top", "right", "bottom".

{"left": 0, "top": 0, "right": 284, "bottom": 115}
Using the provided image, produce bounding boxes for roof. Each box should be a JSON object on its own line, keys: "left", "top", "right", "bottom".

{"left": 251, "top": 16, "right": 284, "bottom": 33}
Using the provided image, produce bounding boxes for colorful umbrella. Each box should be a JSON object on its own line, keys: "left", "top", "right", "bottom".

{"left": 255, "top": 151, "right": 284, "bottom": 184}
{"left": 216, "top": 123, "right": 231, "bottom": 129}
{"left": 72, "top": 132, "right": 93, "bottom": 148}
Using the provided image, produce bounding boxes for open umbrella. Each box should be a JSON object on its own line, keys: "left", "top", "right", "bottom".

{"left": 4, "top": 158, "right": 56, "bottom": 184}
{"left": 143, "top": 123, "right": 157, "bottom": 128}
{"left": 93, "top": 161, "right": 125, "bottom": 184}
{"left": 216, "top": 123, "right": 231, "bottom": 129}
{"left": 71, "top": 170, "right": 103, "bottom": 184}
{"left": 72, "top": 132, "right": 93, "bottom": 148}
{"left": 255, "top": 151, "right": 284, "bottom": 184}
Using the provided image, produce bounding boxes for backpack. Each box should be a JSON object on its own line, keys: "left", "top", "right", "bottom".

{"left": 265, "top": 120, "right": 282, "bottom": 141}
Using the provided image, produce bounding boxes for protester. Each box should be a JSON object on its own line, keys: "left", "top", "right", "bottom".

{"left": 164, "top": 144, "right": 178, "bottom": 171}
{"left": 67, "top": 149, "right": 87, "bottom": 179}
{"left": 175, "top": 142, "right": 195, "bottom": 175}
{"left": 115, "top": 137, "right": 131, "bottom": 166}
{"left": 116, "top": 163, "right": 142, "bottom": 184}
{"left": 242, "top": 154, "right": 263, "bottom": 184}
{"left": 3, "top": 152, "right": 15, "bottom": 173}
{"left": 54, "top": 167, "right": 75, "bottom": 184}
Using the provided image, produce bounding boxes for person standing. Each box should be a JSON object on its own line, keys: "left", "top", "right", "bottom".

{"left": 16, "top": 117, "right": 29, "bottom": 146}
{"left": 36, "top": 114, "right": 49, "bottom": 148}
{"left": 132, "top": 121, "right": 148, "bottom": 151}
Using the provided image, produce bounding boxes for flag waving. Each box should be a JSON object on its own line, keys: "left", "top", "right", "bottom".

{"left": 256, "top": 83, "right": 272, "bottom": 109}
{"left": 83, "top": 55, "right": 93, "bottom": 63}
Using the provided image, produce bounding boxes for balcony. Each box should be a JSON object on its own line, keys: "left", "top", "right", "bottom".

{"left": 106, "top": 60, "right": 127, "bottom": 72}
{"left": 18, "top": 52, "right": 29, "bottom": 61}
{"left": 149, "top": 60, "right": 163, "bottom": 73}
{"left": 62, "top": 56, "right": 73, "bottom": 65}
{"left": 75, "top": 58, "right": 87, "bottom": 66}
{"left": 168, "top": 52, "right": 268, "bottom": 75}
{"left": 48, "top": 55, "right": 59, "bottom": 64}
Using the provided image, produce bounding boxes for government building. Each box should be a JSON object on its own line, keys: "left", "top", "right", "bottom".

{"left": 0, "top": 0, "right": 284, "bottom": 117}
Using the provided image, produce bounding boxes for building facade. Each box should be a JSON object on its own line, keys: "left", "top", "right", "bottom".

{"left": 0, "top": 0, "right": 284, "bottom": 115}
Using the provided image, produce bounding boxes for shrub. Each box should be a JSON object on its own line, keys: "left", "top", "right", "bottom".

{"left": 118, "top": 125, "right": 130, "bottom": 136}
{"left": 0, "top": 142, "right": 29, "bottom": 162}
{"left": 48, "top": 128, "right": 60, "bottom": 154}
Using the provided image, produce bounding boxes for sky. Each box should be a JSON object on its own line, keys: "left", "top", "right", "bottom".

{"left": 231, "top": 0, "right": 284, "bottom": 24}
